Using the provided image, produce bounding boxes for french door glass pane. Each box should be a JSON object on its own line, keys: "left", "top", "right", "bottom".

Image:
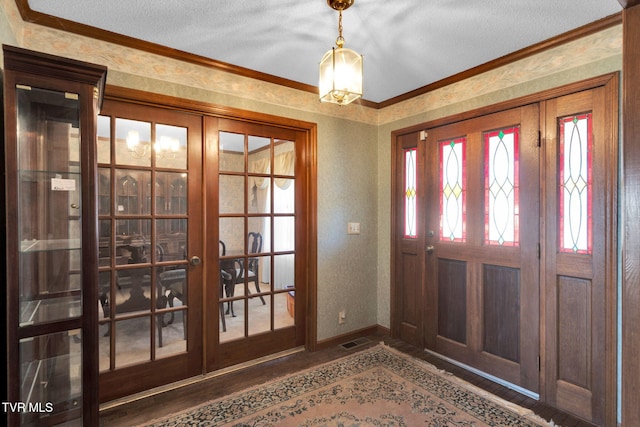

{"left": 248, "top": 135, "right": 271, "bottom": 158}
{"left": 273, "top": 140, "right": 295, "bottom": 176}
{"left": 559, "top": 114, "right": 593, "bottom": 254}
{"left": 484, "top": 127, "right": 520, "bottom": 246}
{"left": 274, "top": 291, "right": 295, "bottom": 330}
{"left": 274, "top": 254, "right": 295, "bottom": 290}
{"left": 115, "top": 317, "right": 150, "bottom": 368}
{"left": 248, "top": 295, "right": 271, "bottom": 336}
{"left": 219, "top": 131, "right": 245, "bottom": 173}
{"left": 274, "top": 179, "right": 294, "bottom": 214}
{"left": 155, "top": 124, "right": 187, "bottom": 169}
{"left": 99, "top": 168, "right": 111, "bottom": 215}
{"left": 97, "top": 115, "right": 111, "bottom": 164}
{"left": 219, "top": 174, "right": 245, "bottom": 214}
{"left": 273, "top": 216, "right": 295, "bottom": 251}
{"left": 115, "top": 169, "right": 151, "bottom": 215}
{"left": 115, "top": 118, "right": 151, "bottom": 167}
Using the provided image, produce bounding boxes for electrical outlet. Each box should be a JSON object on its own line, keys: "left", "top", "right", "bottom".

{"left": 338, "top": 309, "right": 346, "bottom": 324}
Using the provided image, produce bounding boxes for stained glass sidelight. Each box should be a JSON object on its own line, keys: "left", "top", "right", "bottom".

{"left": 403, "top": 147, "right": 417, "bottom": 238}
{"left": 440, "top": 138, "right": 466, "bottom": 242}
{"left": 484, "top": 127, "right": 520, "bottom": 246}
{"left": 559, "top": 113, "right": 592, "bottom": 254}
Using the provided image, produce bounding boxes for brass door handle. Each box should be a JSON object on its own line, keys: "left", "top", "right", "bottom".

{"left": 426, "top": 245, "right": 435, "bottom": 254}
{"left": 190, "top": 256, "right": 201, "bottom": 266}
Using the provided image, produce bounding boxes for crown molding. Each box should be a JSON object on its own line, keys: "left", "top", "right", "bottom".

{"left": 15, "top": 1, "right": 621, "bottom": 109}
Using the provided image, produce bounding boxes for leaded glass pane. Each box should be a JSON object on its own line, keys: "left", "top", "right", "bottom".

{"left": 485, "top": 127, "right": 519, "bottom": 246}
{"left": 440, "top": 138, "right": 466, "bottom": 242}
{"left": 559, "top": 114, "right": 592, "bottom": 254}
{"left": 404, "top": 148, "right": 417, "bottom": 238}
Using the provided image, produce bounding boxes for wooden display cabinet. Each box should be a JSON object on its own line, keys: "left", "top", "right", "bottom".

{"left": 3, "top": 45, "right": 106, "bottom": 426}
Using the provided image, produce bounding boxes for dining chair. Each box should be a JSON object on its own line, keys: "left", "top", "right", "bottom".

{"left": 219, "top": 240, "right": 236, "bottom": 328}
{"left": 238, "top": 232, "right": 266, "bottom": 304}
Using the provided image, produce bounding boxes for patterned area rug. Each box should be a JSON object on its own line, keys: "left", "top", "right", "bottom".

{"left": 143, "top": 344, "right": 552, "bottom": 426}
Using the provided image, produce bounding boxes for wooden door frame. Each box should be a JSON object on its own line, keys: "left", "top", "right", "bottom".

{"left": 391, "top": 72, "right": 618, "bottom": 424}
{"left": 622, "top": 4, "right": 640, "bottom": 427}
{"left": 101, "top": 84, "right": 318, "bottom": 379}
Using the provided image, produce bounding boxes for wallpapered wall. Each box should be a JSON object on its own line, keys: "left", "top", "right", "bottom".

{"left": 0, "top": 0, "right": 622, "bottom": 341}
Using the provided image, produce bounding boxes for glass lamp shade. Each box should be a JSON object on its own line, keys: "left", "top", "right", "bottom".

{"left": 319, "top": 46, "right": 363, "bottom": 105}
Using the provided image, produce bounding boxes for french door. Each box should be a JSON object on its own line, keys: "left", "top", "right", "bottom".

{"left": 393, "top": 77, "right": 618, "bottom": 425}
{"left": 93, "top": 91, "right": 315, "bottom": 402}
{"left": 205, "top": 117, "right": 308, "bottom": 371}
{"left": 97, "top": 100, "right": 203, "bottom": 402}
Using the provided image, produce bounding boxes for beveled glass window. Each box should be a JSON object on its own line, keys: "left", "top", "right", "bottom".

{"left": 559, "top": 113, "right": 592, "bottom": 254}
{"left": 440, "top": 138, "right": 466, "bottom": 242}
{"left": 484, "top": 127, "right": 520, "bottom": 246}
{"left": 403, "top": 147, "right": 417, "bottom": 239}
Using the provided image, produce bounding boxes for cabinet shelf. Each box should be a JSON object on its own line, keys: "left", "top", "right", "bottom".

{"left": 20, "top": 239, "right": 82, "bottom": 252}
{"left": 20, "top": 294, "right": 82, "bottom": 327}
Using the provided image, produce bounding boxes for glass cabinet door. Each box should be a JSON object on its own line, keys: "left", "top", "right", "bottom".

{"left": 15, "top": 84, "right": 85, "bottom": 425}
{"left": 17, "top": 86, "right": 83, "bottom": 325}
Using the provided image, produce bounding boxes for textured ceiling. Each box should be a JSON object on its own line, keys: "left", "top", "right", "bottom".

{"left": 27, "top": 0, "right": 622, "bottom": 104}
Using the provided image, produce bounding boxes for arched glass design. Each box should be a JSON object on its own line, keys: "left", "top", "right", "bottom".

{"left": 439, "top": 138, "right": 467, "bottom": 242}
{"left": 559, "top": 113, "right": 592, "bottom": 254}
{"left": 484, "top": 127, "right": 520, "bottom": 246}
{"left": 403, "top": 147, "right": 417, "bottom": 239}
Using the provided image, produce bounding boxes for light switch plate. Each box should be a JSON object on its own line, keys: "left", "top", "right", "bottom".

{"left": 347, "top": 222, "right": 361, "bottom": 235}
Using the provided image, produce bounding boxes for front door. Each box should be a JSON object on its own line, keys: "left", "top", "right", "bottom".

{"left": 423, "top": 106, "right": 541, "bottom": 393}
{"left": 392, "top": 77, "right": 618, "bottom": 425}
{"left": 205, "top": 117, "right": 308, "bottom": 370}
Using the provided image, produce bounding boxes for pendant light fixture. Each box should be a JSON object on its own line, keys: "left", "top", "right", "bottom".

{"left": 319, "top": 0, "right": 363, "bottom": 105}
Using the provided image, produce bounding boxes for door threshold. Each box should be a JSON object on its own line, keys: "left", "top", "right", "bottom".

{"left": 100, "top": 346, "right": 306, "bottom": 411}
{"left": 423, "top": 348, "right": 539, "bottom": 400}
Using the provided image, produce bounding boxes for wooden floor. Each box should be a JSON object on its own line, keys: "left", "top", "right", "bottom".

{"left": 99, "top": 333, "right": 597, "bottom": 427}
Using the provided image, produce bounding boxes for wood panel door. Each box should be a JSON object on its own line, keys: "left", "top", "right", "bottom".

{"left": 423, "top": 106, "right": 541, "bottom": 394}
{"left": 542, "top": 85, "right": 617, "bottom": 425}
{"left": 392, "top": 133, "right": 426, "bottom": 347}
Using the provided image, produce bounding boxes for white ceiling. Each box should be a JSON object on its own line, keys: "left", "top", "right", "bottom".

{"left": 27, "top": 0, "right": 622, "bottom": 104}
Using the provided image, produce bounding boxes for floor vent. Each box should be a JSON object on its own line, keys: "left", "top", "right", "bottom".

{"left": 340, "top": 337, "right": 371, "bottom": 350}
